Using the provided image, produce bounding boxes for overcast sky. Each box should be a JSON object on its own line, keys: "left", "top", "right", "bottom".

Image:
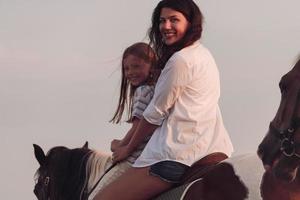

{"left": 1, "top": 0, "right": 299, "bottom": 199}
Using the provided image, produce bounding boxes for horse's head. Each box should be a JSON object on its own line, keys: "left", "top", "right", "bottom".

{"left": 258, "top": 58, "right": 300, "bottom": 184}
{"left": 33, "top": 142, "right": 91, "bottom": 200}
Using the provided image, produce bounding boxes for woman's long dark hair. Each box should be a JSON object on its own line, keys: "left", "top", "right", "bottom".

{"left": 110, "top": 42, "right": 158, "bottom": 124}
{"left": 149, "top": 0, "right": 204, "bottom": 69}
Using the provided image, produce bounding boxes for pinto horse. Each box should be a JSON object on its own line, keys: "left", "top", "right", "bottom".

{"left": 33, "top": 142, "right": 247, "bottom": 200}
{"left": 33, "top": 58, "right": 300, "bottom": 200}
{"left": 34, "top": 143, "right": 297, "bottom": 200}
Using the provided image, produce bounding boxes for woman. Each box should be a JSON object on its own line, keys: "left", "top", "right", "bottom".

{"left": 94, "top": 0, "right": 233, "bottom": 199}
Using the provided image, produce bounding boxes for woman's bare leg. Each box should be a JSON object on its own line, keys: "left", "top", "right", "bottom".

{"left": 93, "top": 166, "right": 173, "bottom": 200}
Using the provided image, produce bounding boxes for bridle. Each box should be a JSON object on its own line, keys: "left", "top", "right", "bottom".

{"left": 34, "top": 172, "right": 51, "bottom": 200}
{"left": 268, "top": 81, "right": 300, "bottom": 159}
{"left": 35, "top": 150, "right": 92, "bottom": 200}
{"left": 269, "top": 118, "right": 300, "bottom": 158}
{"left": 34, "top": 151, "right": 117, "bottom": 200}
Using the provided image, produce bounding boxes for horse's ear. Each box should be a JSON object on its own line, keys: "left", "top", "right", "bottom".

{"left": 33, "top": 144, "right": 46, "bottom": 166}
{"left": 83, "top": 141, "right": 89, "bottom": 149}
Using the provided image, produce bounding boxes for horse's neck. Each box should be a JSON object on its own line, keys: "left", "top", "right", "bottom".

{"left": 261, "top": 172, "right": 300, "bottom": 200}
{"left": 286, "top": 179, "right": 300, "bottom": 200}
{"left": 290, "top": 195, "right": 300, "bottom": 200}
{"left": 224, "top": 154, "right": 265, "bottom": 200}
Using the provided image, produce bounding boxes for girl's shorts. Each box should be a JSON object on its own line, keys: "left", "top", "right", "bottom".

{"left": 149, "top": 160, "right": 190, "bottom": 183}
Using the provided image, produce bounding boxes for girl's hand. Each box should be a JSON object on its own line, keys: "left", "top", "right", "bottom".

{"left": 110, "top": 139, "right": 122, "bottom": 152}
{"left": 112, "top": 146, "right": 130, "bottom": 164}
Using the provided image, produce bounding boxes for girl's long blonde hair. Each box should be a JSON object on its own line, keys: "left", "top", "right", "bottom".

{"left": 110, "top": 42, "right": 159, "bottom": 124}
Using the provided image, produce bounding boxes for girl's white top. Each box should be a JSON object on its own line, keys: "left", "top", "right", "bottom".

{"left": 133, "top": 41, "right": 233, "bottom": 167}
{"left": 127, "top": 85, "right": 154, "bottom": 164}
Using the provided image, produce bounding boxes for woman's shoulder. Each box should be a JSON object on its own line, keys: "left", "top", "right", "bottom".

{"left": 182, "top": 42, "right": 212, "bottom": 57}
{"left": 172, "top": 42, "right": 215, "bottom": 65}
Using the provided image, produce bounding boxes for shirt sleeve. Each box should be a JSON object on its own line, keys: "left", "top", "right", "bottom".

{"left": 131, "top": 85, "right": 154, "bottom": 120}
{"left": 143, "top": 53, "right": 191, "bottom": 125}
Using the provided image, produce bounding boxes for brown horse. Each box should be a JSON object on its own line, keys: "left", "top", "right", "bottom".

{"left": 258, "top": 57, "right": 300, "bottom": 199}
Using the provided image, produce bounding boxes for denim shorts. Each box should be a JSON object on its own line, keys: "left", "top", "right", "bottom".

{"left": 149, "top": 160, "right": 190, "bottom": 183}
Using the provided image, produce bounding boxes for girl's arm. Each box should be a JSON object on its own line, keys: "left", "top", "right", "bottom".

{"left": 127, "top": 118, "right": 157, "bottom": 152}
{"left": 110, "top": 118, "right": 140, "bottom": 152}
{"left": 112, "top": 117, "right": 158, "bottom": 163}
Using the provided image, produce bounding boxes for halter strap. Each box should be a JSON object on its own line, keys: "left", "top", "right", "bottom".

{"left": 83, "top": 162, "right": 117, "bottom": 199}
{"left": 269, "top": 118, "right": 300, "bottom": 158}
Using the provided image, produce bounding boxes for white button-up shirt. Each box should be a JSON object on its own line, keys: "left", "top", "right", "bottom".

{"left": 133, "top": 41, "right": 233, "bottom": 167}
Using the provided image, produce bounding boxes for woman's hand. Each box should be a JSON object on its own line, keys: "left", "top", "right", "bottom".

{"left": 110, "top": 139, "right": 122, "bottom": 152}
{"left": 112, "top": 145, "right": 131, "bottom": 164}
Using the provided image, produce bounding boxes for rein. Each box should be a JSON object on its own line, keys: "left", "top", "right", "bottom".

{"left": 269, "top": 118, "right": 300, "bottom": 158}
{"left": 85, "top": 162, "right": 117, "bottom": 198}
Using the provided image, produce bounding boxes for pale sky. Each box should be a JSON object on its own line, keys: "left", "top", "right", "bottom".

{"left": 0, "top": 0, "right": 299, "bottom": 199}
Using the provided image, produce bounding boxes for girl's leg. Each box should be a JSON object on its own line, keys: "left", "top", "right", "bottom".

{"left": 93, "top": 166, "right": 173, "bottom": 200}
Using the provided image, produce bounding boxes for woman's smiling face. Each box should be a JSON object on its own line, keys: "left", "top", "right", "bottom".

{"left": 159, "top": 7, "right": 190, "bottom": 46}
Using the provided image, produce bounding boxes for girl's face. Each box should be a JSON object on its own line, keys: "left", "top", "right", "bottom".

{"left": 159, "top": 7, "right": 189, "bottom": 46}
{"left": 123, "top": 55, "right": 151, "bottom": 87}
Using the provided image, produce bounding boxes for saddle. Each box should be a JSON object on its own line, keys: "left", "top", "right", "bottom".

{"left": 180, "top": 152, "right": 228, "bottom": 184}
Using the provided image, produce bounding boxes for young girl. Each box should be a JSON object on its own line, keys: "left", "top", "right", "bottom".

{"left": 109, "top": 42, "right": 158, "bottom": 155}
{"left": 87, "top": 42, "right": 159, "bottom": 199}
{"left": 95, "top": 0, "right": 233, "bottom": 199}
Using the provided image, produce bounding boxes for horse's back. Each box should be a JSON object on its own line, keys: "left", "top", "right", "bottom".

{"left": 154, "top": 153, "right": 264, "bottom": 200}
{"left": 224, "top": 154, "right": 264, "bottom": 200}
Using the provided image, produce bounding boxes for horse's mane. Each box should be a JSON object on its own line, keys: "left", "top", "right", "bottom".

{"left": 85, "top": 151, "right": 112, "bottom": 194}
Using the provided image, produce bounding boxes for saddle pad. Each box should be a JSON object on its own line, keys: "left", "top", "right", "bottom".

{"left": 153, "top": 179, "right": 202, "bottom": 200}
